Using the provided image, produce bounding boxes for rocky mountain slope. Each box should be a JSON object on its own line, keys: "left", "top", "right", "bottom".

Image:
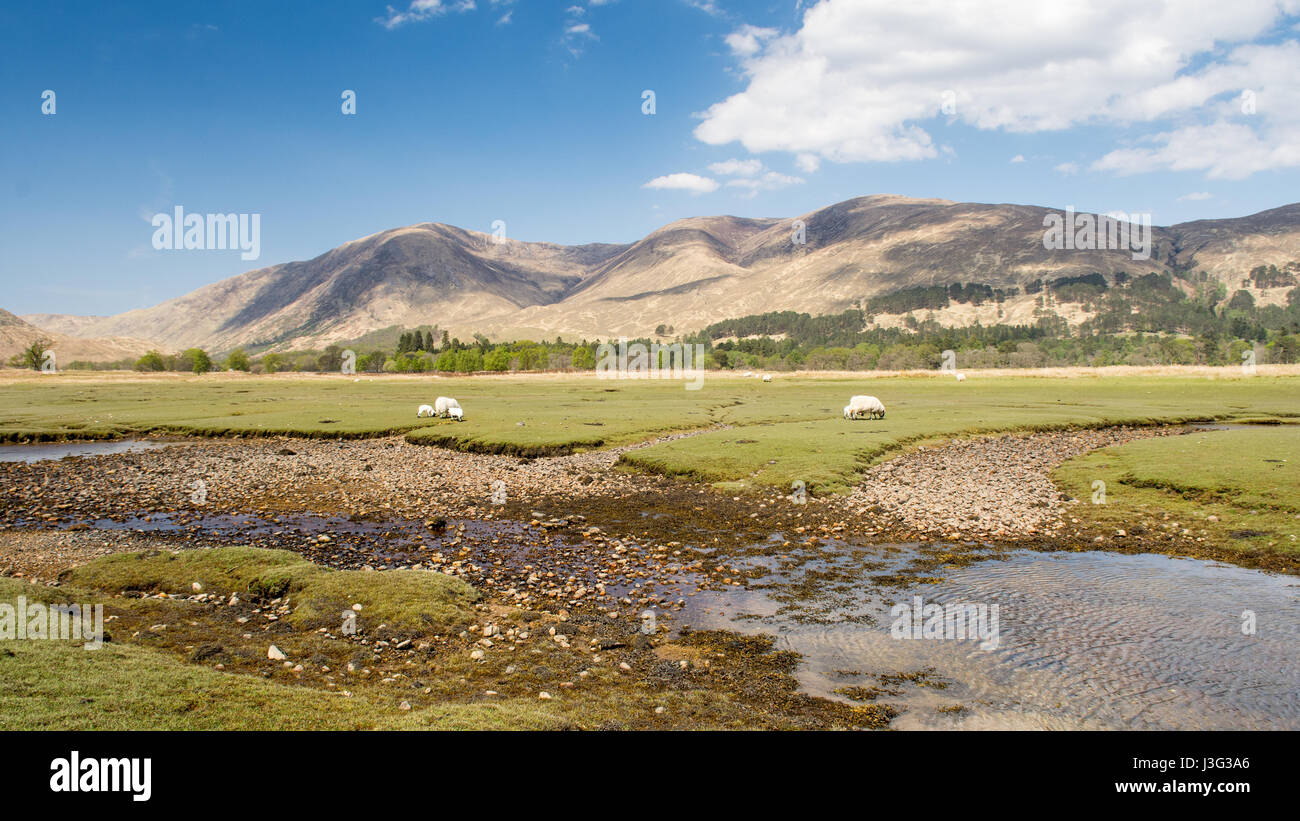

{"left": 19, "top": 195, "right": 1300, "bottom": 353}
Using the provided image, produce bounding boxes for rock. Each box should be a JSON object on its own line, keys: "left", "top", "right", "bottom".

{"left": 538, "top": 691, "right": 552, "bottom": 700}
{"left": 190, "top": 643, "right": 223, "bottom": 662}
{"left": 267, "top": 644, "right": 287, "bottom": 660}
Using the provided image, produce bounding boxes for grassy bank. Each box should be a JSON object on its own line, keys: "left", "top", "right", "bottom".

{"left": 1, "top": 369, "right": 1297, "bottom": 493}
{"left": 61, "top": 546, "right": 481, "bottom": 635}
{"left": 1053, "top": 426, "right": 1300, "bottom": 560}
{"left": 620, "top": 374, "right": 1300, "bottom": 493}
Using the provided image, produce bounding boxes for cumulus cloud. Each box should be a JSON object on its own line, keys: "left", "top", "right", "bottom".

{"left": 694, "top": 0, "right": 1300, "bottom": 177}
{"left": 643, "top": 173, "right": 720, "bottom": 194}
{"left": 1010, "top": 154, "right": 1026, "bottom": 163}
{"left": 1178, "top": 191, "right": 1213, "bottom": 201}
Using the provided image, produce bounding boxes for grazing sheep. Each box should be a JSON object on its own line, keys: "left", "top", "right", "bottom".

{"left": 743, "top": 371, "right": 754, "bottom": 378}
{"left": 434, "top": 396, "right": 461, "bottom": 418}
{"left": 761, "top": 374, "right": 773, "bottom": 382}
{"left": 955, "top": 373, "right": 967, "bottom": 382}
{"left": 417, "top": 404, "right": 435, "bottom": 418}
{"left": 846, "top": 395, "right": 886, "bottom": 420}
{"left": 448, "top": 406, "right": 464, "bottom": 421}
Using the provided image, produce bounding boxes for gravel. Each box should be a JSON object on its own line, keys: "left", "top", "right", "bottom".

{"left": 845, "top": 427, "right": 1172, "bottom": 539}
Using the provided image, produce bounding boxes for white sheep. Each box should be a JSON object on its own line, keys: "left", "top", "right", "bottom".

{"left": 761, "top": 374, "right": 773, "bottom": 382}
{"left": 416, "top": 404, "right": 435, "bottom": 418}
{"left": 448, "top": 406, "right": 464, "bottom": 421}
{"left": 846, "top": 395, "right": 886, "bottom": 420}
{"left": 434, "top": 396, "right": 461, "bottom": 418}
{"left": 743, "top": 371, "right": 754, "bottom": 378}
{"left": 955, "top": 373, "right": 967, "bottom": 382}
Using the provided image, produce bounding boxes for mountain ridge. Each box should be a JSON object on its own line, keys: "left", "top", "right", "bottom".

{"left": 19, "top": 195, "right": 1300, "bottom": 355}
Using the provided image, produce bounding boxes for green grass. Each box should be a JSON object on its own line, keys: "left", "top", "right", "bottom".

{"left": 2, "top": 372, "right": 1298, "bottom": 493}
{"left": 287, "top": 567, "right": 479, "bottom": 634}
{"left": 0, "top": 638, "right": 576, "bottom": 730}
{"left": 63, "top": 546, "right": 479, "bottom": 634}
{"left": 62, "top": 545, "right": 314, "bottom": 598}
{"left": 1053, "top": 427, "right": 1300, "bottom": 557}
{"left": 621, "top": 375, "right": 1300, "bottom": 493}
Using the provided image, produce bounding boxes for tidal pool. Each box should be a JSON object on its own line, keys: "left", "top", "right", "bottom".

{"left": 0, "top": 439, "right": 180, "bottom": 463}
{"left": 681, "top": 548, "right": 1300, "bottom": 730}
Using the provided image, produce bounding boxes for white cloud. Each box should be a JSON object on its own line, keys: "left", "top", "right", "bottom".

{"left": 643, "top": 173, "right": 720, "bottom": 194}
{"left": 1054, "top": 162, "right": 1080, "bottom": 175}
{"left": 376, "top": 0, "right": 477, "bottom": 29}
{"left": 642, "top": 171, "right": 722, "bottom": 193}
{"left": 707, "top": 158, "right": 764, "bottom": 176}
{"left": 685, "top": 0, "right": 724, "bottom": 15}
{"left": 1009, "top": 154, "right": 1025, "bottom": 163}
{"left": 695, "top": 0, "right": 1300, "bottom": 176}
{"left": 1178, "top": 191, "right": 1213, "bottom": 201}
{"left": 562, "top": 4, "right": 604, "bottom": 56}
{"left": 1092, "top": 119, "right": 1300, "bottom": 180}
{"left": 724, "top": 24, "right": 777, "bottom": 58}
{"left": 794, "top": 153, "right": 820, "bottom": 173}
{"left": 701, "top": 158, "right": 806, "bottom": 195}
{"left": 726, "top": 171, "right": 805, "bottom": 197}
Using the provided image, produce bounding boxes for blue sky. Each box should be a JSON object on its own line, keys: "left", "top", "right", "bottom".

{"left": 3, "top": 0, "right": 1299, "bottom": 316}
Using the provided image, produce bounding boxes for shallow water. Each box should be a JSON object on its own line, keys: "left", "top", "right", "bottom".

{"left": 0, "top": 439, "right": 179, "bottom": 463}
{"left": 13, "top": 480, "right": 1297, "bottom": 728}
{"left": 682, "top": 548, "right": 1300, "bottom": 730}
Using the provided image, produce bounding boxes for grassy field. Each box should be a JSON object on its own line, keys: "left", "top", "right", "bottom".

{"left": 2, "top": 368, "right": 1298, "bottom": 494}
{"left": 1054, "top": 426, "right": 1300, "bottom": 557}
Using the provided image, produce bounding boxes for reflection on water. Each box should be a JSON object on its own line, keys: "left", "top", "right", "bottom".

{"left": 683, "top": 549, "right": 1300, "bottom": 730}
{"left": 0, "top": 439, "right": 179, "bottom": 463}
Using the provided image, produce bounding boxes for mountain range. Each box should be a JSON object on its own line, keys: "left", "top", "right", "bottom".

{"left": 14, "top": 195, "right": 1300, "bottom": 359}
